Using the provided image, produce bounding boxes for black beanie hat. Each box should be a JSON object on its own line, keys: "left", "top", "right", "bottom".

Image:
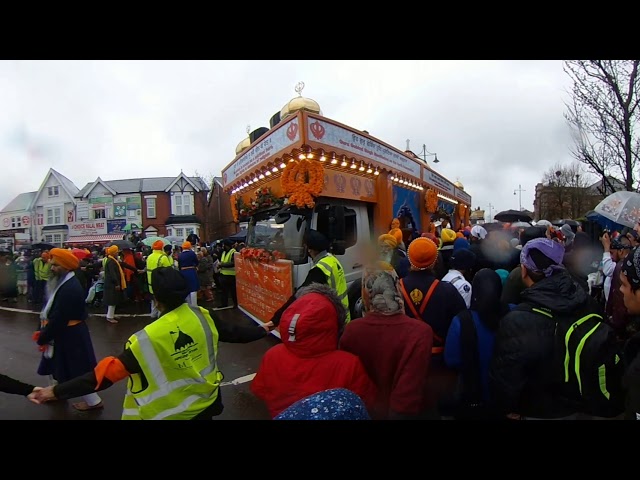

{"left": 305, "top": 229, "right": 330, "bottom": 252}
{"left": 152, "top": 267, "right": 190, "bottom": 305}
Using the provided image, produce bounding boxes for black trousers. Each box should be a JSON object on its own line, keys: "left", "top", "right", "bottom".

{"left": 219, "top": 275, "right": 237, "bottom": 307}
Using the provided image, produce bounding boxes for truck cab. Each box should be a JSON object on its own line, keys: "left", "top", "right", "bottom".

{"left": 245, "top": 197, "right": 372, "bottom": 322}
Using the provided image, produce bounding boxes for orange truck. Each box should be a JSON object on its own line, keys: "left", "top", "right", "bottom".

{"left": 221, "top": 97, "right": 471, "bottom": 335}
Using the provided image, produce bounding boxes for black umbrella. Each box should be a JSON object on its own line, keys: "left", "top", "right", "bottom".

{"left": 107, "top": 239, "right": 136, "bottom": 250}
{"left": 31, "top": 242, "right": 56, "bottom": 251}
{"left": 494, "top": 209, "right": 533, "bottom": 223}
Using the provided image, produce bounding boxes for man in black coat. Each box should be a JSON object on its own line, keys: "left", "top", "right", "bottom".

{"left": 489, "top": 238, "right": 597, "bottom": 420}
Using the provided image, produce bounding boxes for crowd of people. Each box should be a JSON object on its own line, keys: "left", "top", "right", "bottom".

{"left": 3, "top": 216, "right": 640, "bottom": 421}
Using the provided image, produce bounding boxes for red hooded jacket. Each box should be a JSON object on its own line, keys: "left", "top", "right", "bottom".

{"left": 251, "top": 291, "right": 376, "bottom": 418}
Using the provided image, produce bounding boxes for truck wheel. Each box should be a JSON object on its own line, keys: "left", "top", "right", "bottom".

{"left": 347, "top": 278, "right": 364, "bottom": 320}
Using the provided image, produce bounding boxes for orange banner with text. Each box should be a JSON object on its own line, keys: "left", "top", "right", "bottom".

{"left": 235, "top": 254, "right": 294, "bottom": 325}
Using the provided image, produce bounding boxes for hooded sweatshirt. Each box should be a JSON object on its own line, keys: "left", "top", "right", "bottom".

{"left": 251, "top": 284, "right": 376, "bottom": 418}
{"left": 489, "top": 270, "right": 598, "bottom": 418}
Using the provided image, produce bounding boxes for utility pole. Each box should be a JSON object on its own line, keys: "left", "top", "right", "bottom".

{"left": 488, "top": 203, "right": 494, "bottom": 223}
{"left": 514, "top": 184, "right": 526, "bottom": 211}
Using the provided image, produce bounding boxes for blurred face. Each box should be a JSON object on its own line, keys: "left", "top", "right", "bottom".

{"left": 378, "top": 241, "right": 393, "bottom": 258}
{"left": 619, "top": 271, "right": 640, "bottom": 314}
{"left": 49, "top": 260, "right": 67, "bottom": 279}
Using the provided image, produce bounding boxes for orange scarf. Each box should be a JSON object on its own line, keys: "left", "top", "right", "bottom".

{"left": 108, "top": 255, "right": 127, "bottom": 290}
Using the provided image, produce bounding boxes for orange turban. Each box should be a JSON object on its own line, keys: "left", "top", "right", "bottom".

{"left": 106, "top": 245, "right": 119, "bottom": 257}
{"left": 182, "top": 241, "right": 192, "bottom": 250}
{"left": 378, "top": 234, "right": 398, "bottom": 249}
{"left": 407, "top": 237, "right": 438, "bottom": 270}
{"left": 388, "top": 228, "right": 403, "bottom": 245}
{"left": 49, "top": 248, "right": 80, "bottom": 271}
{"left": 456, "top": 232, "right": 465, "bottom": 239}
{"left": 152, "top": 240, "right": 165, "bottom": 250}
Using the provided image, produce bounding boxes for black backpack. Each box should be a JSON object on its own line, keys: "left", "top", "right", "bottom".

{"left": 517, "top": 303, "right": 625, "bottom": 418}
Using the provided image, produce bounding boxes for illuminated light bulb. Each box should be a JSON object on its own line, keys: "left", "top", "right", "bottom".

{"left": 272, "top": 166, "right": 278, "bottom": 172}
{"left": 341, "top": 156, "right": 348, "bottom": 167}
{"left": 331, "top": 154, "right": 338, "bottom": 165}
{"left": 320, "top": 153, "right": 326, "bottom": 162}
{"left": 374, "top": 167, "right": 379, "bottom": 175}
{"left": 265, "top": 170, "right": 271, "bottom": 176}
{"left": 280, "top": 162, "right": 286, "bottom": 169}
{"left": 350, "top": 159, "right": 357, "bottom": 169}
{"left": 358, "top": 162, "right": 365, "bottom": 172}
{"left": 258, "top": 173, "right": 265, "bottom": 180}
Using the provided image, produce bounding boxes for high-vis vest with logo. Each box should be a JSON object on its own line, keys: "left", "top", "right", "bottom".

{"left": 315, "top": 254, "right": 351, "bottom": 323}
{"left": 121, "top": 303, "right": 223, "bottom": 420}
{"left": 34, "top": 258, "right": 51, "bottom": 281}
{"left": 220, "top": 248, "right": 236, "bottom": 276}
{"left": 146, "top": 251, "right": 173, "bottom": 294}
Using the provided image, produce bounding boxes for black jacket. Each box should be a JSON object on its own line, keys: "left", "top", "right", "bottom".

{"left": 489, "top": 270, "right": 594, "bottom": 418}
{"left": 623, "top": 330, "right": 640, "bottom": 420}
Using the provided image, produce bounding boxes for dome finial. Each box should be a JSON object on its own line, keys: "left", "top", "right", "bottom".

{"left": 246, "top": 124, "right": 251, "bottom": 135}
{"left": 295, "top": 81, "right": 305, "bottom": 96}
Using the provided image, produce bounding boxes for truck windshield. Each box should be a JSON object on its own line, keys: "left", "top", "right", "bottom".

{"left": 246, "top": 210, "right": 308, "bottom": 264}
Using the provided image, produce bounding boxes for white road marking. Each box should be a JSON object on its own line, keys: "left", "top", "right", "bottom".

{"left": 0, "top": 306, "right": 151, "bottom": 317}
{"left": 219, "top": 373, "right": 256, "bottom": 387}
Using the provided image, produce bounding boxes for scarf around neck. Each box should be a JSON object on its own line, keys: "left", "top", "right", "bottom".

{"left": 108, "top": 255, "right": 127, "bottom": 290}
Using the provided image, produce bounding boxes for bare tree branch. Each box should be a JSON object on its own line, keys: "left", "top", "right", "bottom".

{"left": 564, "top": 60, "right": 640, "bottom": 192}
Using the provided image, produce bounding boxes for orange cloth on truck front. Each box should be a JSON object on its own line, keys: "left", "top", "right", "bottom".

{"left": 94, "top": 356, "right": 130, "bottom": 390}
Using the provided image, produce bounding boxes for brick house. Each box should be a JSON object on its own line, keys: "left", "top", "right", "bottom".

{"left": 207, "top": 177, "right": 238, "bottom": 241}
{"left": 70, "top": 172, "right": 209, "bottom": 245}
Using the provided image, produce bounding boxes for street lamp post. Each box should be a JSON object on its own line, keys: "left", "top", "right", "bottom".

{"left": 488, "top": 203, "right": 494, "bottom": 223}
{"left": 407, "top": 140, "right": 439, "bottom": 164}
{"left": 513, "top": 184, "right": 526, "bottom": 211}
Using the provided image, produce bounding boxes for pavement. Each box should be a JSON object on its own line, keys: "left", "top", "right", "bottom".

{"left": 0, "top": 294, "right": 278, "bottom": 420}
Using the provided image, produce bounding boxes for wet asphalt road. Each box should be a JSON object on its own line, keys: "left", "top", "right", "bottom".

{"left": 0, "top": 296, "right": 278, "bottom": 420}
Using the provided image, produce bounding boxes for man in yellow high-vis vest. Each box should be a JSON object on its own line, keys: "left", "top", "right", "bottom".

{"left": 29, "top": 267, "right": 273, "bottom": 420}
{"left": 217, "top": 239, "right": 237, "bottom": 309}
{"left": 269, "top": 229, "right": 350, "bottom": 328}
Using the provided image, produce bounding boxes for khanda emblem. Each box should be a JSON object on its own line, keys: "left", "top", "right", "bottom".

{"left": 310, "top": 120, "right": 325, "bottom": 140}
{"left": 170, "top": 327, "right": 195, "bottom": 351}
{"left": 286, "top": 122, "right": 299, "bottom": 141}
{"left": 350, "top": 177, "right": 361, "bottom": 195}
{"left": 364, "top": 179, "right": 374, "bottom": 197}
{"left": 410, "top": 288, "right": 423, "bottom": 305}
{"left": 334, "top": 174, "right": 346, "bottom": 193}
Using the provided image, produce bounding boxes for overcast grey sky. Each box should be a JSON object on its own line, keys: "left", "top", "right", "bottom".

{"left": 0, "top": 60, "right": 587, "bottom": 220}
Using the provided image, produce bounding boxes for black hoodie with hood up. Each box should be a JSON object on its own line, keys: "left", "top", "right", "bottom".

{"left": 489, "top": 269, "right": 599, "bottom": 418}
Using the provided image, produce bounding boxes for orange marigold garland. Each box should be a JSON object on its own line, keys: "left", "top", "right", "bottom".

{"left": 425, "top": 189, "right": 438, "bottom": 213}
{"left": 281, "top": 159, "right": 324, "bottom": 208}
{"left": 240, "top": 247, "right": 287, "bottom": 263}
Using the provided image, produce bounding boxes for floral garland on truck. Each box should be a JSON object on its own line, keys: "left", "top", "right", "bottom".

{"left": 424, "top": 189, "right": 438, "bottom": 213}
{"left": 281, "top": 159, "right": 324, "bottom": 208}
{"left": 232, "top": 188, "right": 283, "bottom": 223}
{"left": 240, "top": 247, "right": 286, "bottom": 263}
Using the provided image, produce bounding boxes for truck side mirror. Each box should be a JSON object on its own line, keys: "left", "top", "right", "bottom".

{"left": 330, "top": 206, "right": 346, "bottom": 241}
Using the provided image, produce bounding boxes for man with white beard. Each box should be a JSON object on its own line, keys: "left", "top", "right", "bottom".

{"left": 34, "top": 248, "right": 103, "bottom": 411}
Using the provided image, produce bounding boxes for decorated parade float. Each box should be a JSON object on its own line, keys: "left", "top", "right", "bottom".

{"left": 221, "top": 83, "right": 471, "bottom": 334}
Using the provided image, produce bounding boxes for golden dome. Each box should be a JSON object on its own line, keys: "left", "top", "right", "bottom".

{"left": 280, "top": 81, "right": 321, "bottom": 120}
{"left": 454, "top": 181, "right": 464, "bottom": 190}
{"left": 235, "top": 137, "right": 251, "bottom": 155}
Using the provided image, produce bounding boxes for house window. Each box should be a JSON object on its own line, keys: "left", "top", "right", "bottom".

{"left": 186, "top": 228, "right": 194, "bottom": 236}
{"left": 146, "top": 198, "right": 156, "bottom": 218}
{"left": 11, "top": 216, "right": 22, "bottom": 228}
{"left": 53, "top": 234, "right": 62, "bottom": 245}
{"left": 175, "top": 228, "right": 184, "bottom": 238}
{"left": 46, "top": 207, "right": 61, "bottom": 225}
{"left": 174, "top": 194, "right": 192, "bottom": 215}
{"left": 47, "top": 186, "right": 59, "bottom": 197}
{"left": 166, "top": 228, "right": 172, "bottom": 237}
{"left": 44, "top": 234, "right": 53, "bottom": 243}
{"left": 127, "top": 210, "right": 137, "bottom": 219}
{"left": 93, "top": 209, "right": 106, "bottom": 219}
